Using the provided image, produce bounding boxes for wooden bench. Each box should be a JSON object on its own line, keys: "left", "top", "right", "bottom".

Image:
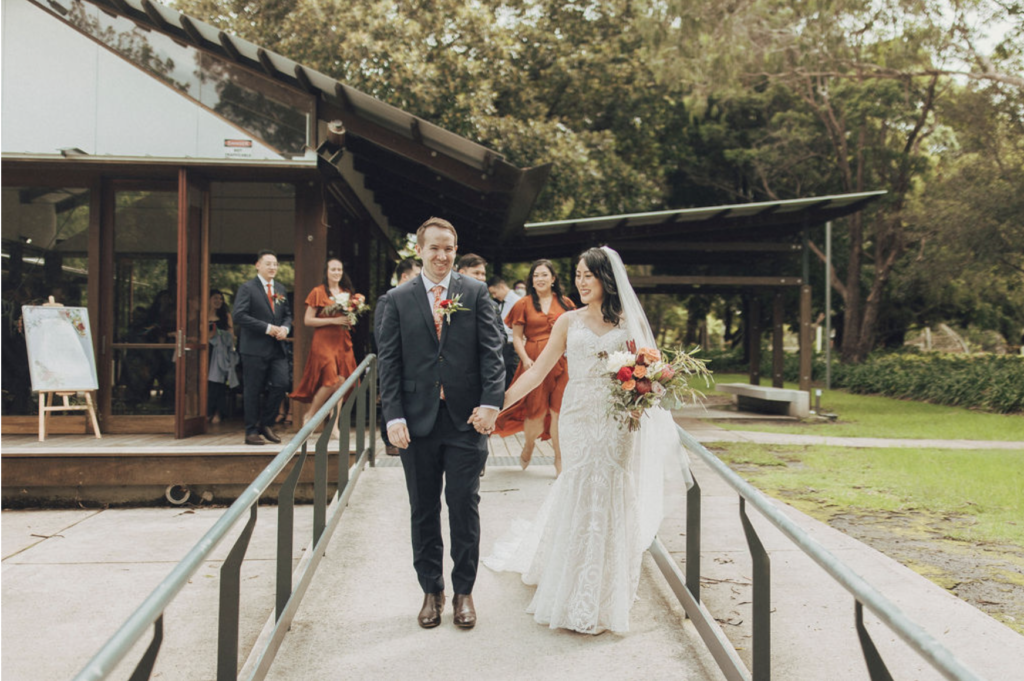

{"left": 716, "top": 383, "right": 810, "bottom": 418}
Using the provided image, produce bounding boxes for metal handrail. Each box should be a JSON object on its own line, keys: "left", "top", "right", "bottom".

{"left": 650, "top": 424, "right": 985, "bottom": 681}
{"left": 73, "top": 355, "right": 378, "bottom": 681}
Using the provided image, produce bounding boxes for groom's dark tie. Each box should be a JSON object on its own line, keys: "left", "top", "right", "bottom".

{"left": 430, "top": 285, "right": 445, "bottom": 400}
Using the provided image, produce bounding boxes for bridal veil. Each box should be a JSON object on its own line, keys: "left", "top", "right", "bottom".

{"left": 600, "top": 246, "right": 695, "bottom": 550}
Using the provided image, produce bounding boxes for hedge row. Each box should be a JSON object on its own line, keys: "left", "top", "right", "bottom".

{"left": 700, "top": 346, "right": 1024, "bottom": 414}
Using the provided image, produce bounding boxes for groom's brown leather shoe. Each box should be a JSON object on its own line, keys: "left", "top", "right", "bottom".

{"left": 452, "top": 593, "right": 476, "bottom": 629}
{"left": 418, "top": 592, "right": 445, "bottom": 629}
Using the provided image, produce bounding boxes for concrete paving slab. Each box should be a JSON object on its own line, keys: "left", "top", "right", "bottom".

{"left": 1, "top": 508, "right": 103, "bottom": 560}
{"left": 3, "top": 506, "right": 317, "bottom": 566}
{"left": 266, "top": 465, "right": 728, "bottom": 680}
{"left": 659, "top": 456, "right": 1024, "bottom": 680}
{"left": 1, "top": 506, "right": 315, "bottom": 680}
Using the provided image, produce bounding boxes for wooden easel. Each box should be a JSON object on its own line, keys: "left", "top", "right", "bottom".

{"left": 37, "top": 297, "right": 102, "bottom": 442}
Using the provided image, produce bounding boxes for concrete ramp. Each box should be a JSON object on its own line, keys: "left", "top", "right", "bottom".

{"left": 267, "top": 465, "right": 727, "bottom": 680}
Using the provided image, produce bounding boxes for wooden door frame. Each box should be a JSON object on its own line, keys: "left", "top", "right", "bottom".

{"left": 175, "top": 169, "right": 210, "bottom": 438}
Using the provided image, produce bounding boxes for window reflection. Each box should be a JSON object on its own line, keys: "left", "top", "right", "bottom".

{"left": 112, "top": 191, "right": 177, "bottom": 415}
{"left": 55, "top": 0, "right": 311, "bottom": 156}
{"left": 1, "top": 187, "right": 91, "bottom": 416}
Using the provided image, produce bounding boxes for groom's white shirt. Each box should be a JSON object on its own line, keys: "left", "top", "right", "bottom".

{"left": 420, "top": 270, "right": 452, "bottom": 309}
{"left": 386, "top": 271, "right": 499, "bottom": 431}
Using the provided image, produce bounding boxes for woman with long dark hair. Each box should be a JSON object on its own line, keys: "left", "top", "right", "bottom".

{"left": 483, "top": 246, "right": 691, "bottom": 635}
{"left": 290, "top": 258, "right": 358, "bottom": 424}
{"left": 493, "top": 259, "right": 575, "bottom": 475}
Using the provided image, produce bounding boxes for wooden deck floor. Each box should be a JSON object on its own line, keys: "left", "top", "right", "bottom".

{"left": 1, "top": 425, "right": 557, "bottom": 505}
{"left": 2, "top": 426, "right": 554, "bottom": 460}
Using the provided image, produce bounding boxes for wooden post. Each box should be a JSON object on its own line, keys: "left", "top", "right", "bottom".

{"left": 293, "top": 180, "right": 328, "bottom": 425}
{"left": 799, "top": 285, "right": 813, "bottom": 392}
{"left": 772, "top": 291, "right": 785, "bottom": 388}
{"left": 748, "top": 296, "right": 761, "bottom": 385}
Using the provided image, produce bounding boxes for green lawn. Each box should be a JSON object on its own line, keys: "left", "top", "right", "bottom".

{"left": 713, "top": 442, "right": 1024, "bottom": 546}
{"left": 696, "top": 373, "right": 1024, "bottom": 441}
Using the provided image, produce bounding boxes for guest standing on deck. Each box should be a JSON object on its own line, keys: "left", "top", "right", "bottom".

{"left": 234, "top": 250, "right": 292, "bottom": 446}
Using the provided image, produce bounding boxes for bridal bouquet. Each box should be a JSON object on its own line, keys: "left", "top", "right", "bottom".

{"left": 599, "top": 340, "right": 712, "bottom": 431}
{"left": 322, "top": 291, "right": 370, "bottom": 326}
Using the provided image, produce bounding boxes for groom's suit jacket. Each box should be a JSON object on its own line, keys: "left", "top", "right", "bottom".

{"left": 233, "top": 277, "right": 292, "bottom": 358}
{"left": 378, "top": 272, "right": 505, "bottom": 437}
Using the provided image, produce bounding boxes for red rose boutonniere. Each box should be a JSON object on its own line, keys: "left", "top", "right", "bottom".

{"left": 437, "top": 294, "right": 468, "bottom": 323}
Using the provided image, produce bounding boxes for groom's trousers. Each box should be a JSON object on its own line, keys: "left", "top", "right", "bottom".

{"left": 399, "top": 401, "right": 488, "bottom": 595}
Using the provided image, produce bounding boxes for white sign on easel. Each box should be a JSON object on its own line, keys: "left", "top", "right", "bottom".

{"left": 21, "top": 301, "right": 101, "bottom": 440}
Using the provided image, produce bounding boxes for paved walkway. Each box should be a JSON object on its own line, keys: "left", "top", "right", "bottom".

{"left": 3, "top": 424, "right": 1023, "bottom": 680}
{"left": 684, "top": 423, "right": 1024, "bottom": 450}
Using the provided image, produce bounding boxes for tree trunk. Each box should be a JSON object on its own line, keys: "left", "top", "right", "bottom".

{"left": 841, "top": 211, "right": 864, "bottom": 361}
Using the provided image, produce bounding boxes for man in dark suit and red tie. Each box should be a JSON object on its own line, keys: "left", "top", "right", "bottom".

{"left": 378, "top": 217, "right": 505, "bottom": 630}
{"left": 233, "top": 250, "right": 293, "bottom": 446}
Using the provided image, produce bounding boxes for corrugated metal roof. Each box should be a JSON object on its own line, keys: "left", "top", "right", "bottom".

{"left": 524, "top": 191, "right": 887, "bottom": 234}
{"left": 509, "top": 191, "right": 887, "bottom": 261}
{"left": 83, "top": 0, "right": 505, "bottom": 174}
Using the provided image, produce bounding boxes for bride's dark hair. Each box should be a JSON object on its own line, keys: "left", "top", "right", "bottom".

{"left": 577, "top": 247, "right": 622, "bottom": 326}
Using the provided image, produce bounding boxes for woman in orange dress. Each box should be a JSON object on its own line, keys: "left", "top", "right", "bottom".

{"left": 494, "top": 259, "right": 575, "bottom": 475}
{"left": 290, "top": 259, "right": 358, "bottom": 425}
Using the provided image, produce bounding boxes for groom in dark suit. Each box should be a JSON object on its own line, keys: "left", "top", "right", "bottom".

{"left": 378, "top": 217, "right": 505, "bottom": 630}
{"left": 233, "top": 250, "right": 292, "bottom": 446}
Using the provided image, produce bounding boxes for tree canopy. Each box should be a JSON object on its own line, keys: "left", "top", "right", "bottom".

{"left": 173, "top": 0, "right": 1024, "bottom": 358}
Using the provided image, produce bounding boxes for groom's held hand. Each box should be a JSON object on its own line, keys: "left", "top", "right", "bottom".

{"left": 387, "top": 422, "right": 411, "bottom": 449}
{"left": 469, "top": 406, "right": 498, "bottom": 434}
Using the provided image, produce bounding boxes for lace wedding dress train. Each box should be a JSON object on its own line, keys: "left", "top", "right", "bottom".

{"left": 484, "top": 315, "right": 645, "bottom": 634}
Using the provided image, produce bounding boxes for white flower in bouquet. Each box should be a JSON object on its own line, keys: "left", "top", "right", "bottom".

{"left": 333, "top": 292, "right": 350, "bottom": 307}
{"left": 605, "top": 351, "right": 636, "bottom": 373}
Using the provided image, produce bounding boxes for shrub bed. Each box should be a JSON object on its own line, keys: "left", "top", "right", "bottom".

{"left": 701, "top": 346, "right": 1024, "bottom": 414}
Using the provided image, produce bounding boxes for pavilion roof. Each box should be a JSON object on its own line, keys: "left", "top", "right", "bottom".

{"left": 75, "top": 0, "right": 550, "bottom": 247}
{"left": 512, "top": 191, "right": 887, "bottom": 262}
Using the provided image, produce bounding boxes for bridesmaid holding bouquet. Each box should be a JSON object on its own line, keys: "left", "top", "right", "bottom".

{"left": 290, "top": 259, "right": 359, "bottom": 424}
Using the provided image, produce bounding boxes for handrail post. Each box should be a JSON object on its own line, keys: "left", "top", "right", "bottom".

{"left": 368, "top": 357, "right": 377, "bottom": 467}
{"left": 337, "top": 400, "right": 353, "bottom": 491}
{"left": 276, "top": 444, "right": 307, "bottom": 620}
{"left": 126, "top": 616, "right": 163, "bottom": 681}
{"left": 218, "top": 504, "right": 258, "bottom": 681}
{"left": 355, "top": 371, "right": 366, "bottom": 467}
{"left": 314, "top": 407, "right": 338, "bottom": 545}
{"left": 856, "top": 601, "right": 896, "bottom": 681}
{"left": 686, "top": 476, "right": 702, "bottom": 603}
{"left": 740, "top": 497, "right": 771, "bottom": 680}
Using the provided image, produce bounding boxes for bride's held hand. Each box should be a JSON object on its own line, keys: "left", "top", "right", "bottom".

{"left": 467, "top": 407, "right": 497, "bottom": 434}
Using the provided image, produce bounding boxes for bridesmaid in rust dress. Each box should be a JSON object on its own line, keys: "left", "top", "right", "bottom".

{"left": 290, "top": 259, "right": 358, "bottom": 424}
{"left": 494, "top": 259, "right": 575, "bottom": 475}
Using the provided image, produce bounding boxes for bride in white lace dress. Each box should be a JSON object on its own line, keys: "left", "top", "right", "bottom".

{"left": 481, "top": 247, "right": 692, "bottom": 635}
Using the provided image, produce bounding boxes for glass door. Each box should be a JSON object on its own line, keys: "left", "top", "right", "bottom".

{"left": 175, "top": 170, "right": 209, "bottom": 437}
{"left": 106, "top": 184, "right": 178, "bottom": 431}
